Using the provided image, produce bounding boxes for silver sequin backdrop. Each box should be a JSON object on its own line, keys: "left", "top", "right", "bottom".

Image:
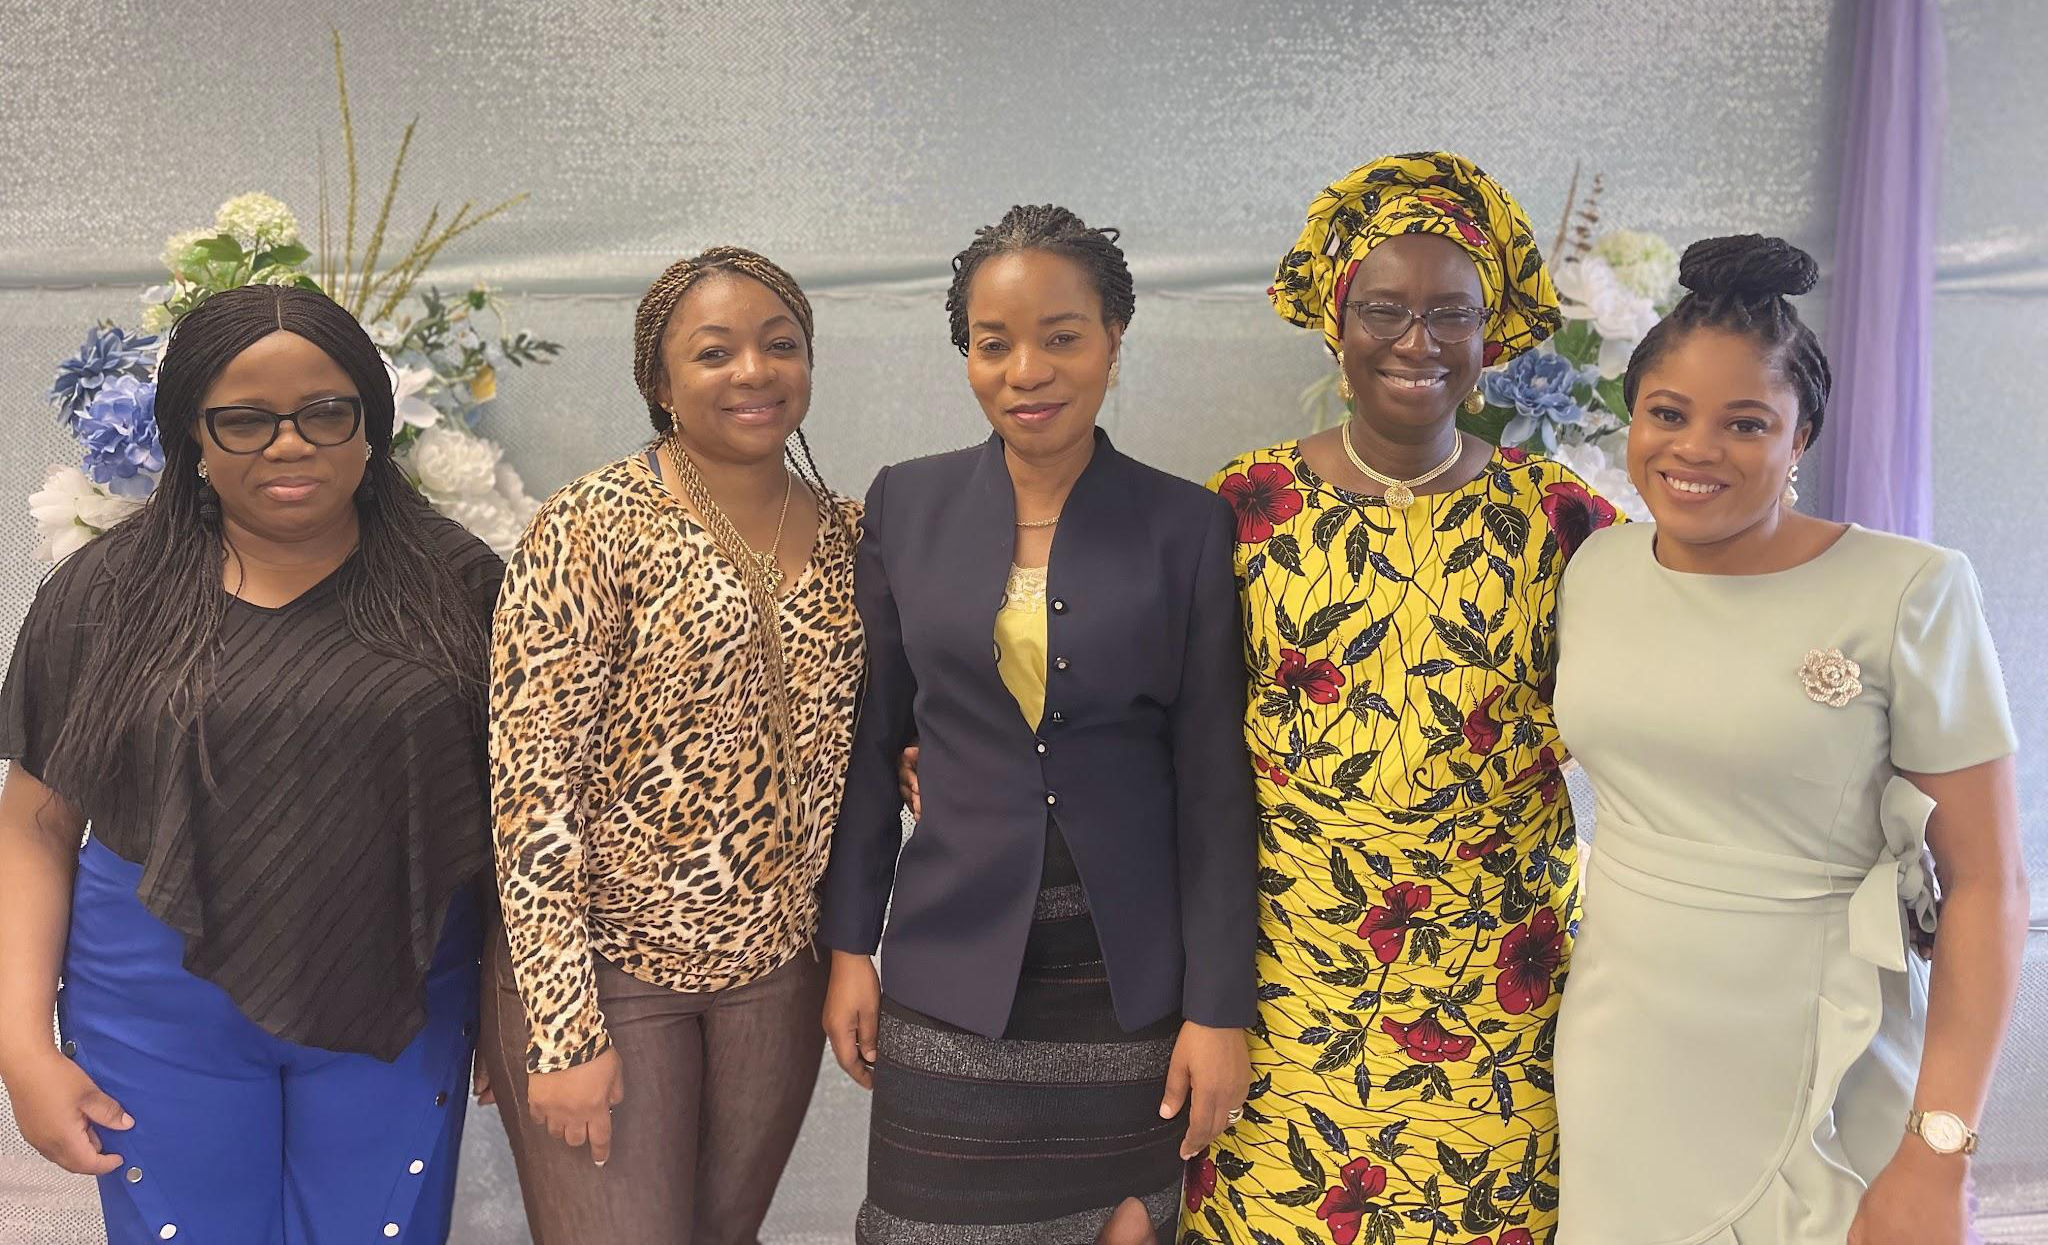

{"left": 2, "top": 0, "right": 2043, "bottom": 1239}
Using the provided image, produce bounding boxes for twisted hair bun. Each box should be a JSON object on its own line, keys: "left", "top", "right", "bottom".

{"left": 1677, "top": 235, "right": 1819, "bottom": 302}
{"left": 946, "top": 204, "right": 1134, "bottom": 355}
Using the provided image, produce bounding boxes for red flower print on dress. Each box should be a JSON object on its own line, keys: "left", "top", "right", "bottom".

{"left": 1461, "top": 687, "right": 1506, "bottom": 753}
{"left": 1498, "top": 446, "right": 1529, "bottom": 464}
{"left": 1379, "top": 1012, "right": 1475, "bottom": 1063}
{"left": 1315, "top": 1158, "right": 1388, "bottom": 1245}
{"left": 1253, "top": 755, "right": 1291, "bottom": 787}
{"left": 1357, "top": 882, "right": 1432, "bottom": 964}
{"left": 1184, "top": 1152, "right": 1217, "bottom": 1212}
{"left": 1417, "top": 196, "right": 1491, "bottom": 250}
{"left": 1276, "top": 649, "right": 1346, "bottom": 705}
{"left": 1539, "top": 479, "right": 1620, "bottom": 564}
{"left": 1457, "top": 828, "right": 1511, "bottom": 861}
{"left": 1510, "top": 746, "right": 1564, "bottom": 805}
{"left": 1496, "top": 907, "right": 1565, "bottom": 1015}
{"left": 1217, "top": 462, "right": 1305, "bottom": 544}
{"left": 1465, "top": 1232, "right": 1534, "bottom": 1245}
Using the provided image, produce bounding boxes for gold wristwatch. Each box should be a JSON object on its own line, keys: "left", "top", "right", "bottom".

{"left": 1907, "top": 1109, "right": 1979, "bottom": 1156}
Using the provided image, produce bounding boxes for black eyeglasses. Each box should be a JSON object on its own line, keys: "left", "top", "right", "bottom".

{"left": 201, "top": 396, "right": 364, "bottom": 454}
{"left": 1342, "top": 302, "right": 1489, "bottom": 345}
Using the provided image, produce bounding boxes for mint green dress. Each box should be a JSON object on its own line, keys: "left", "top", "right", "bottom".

{"left": 1551, "top": 523, "right": 2017, "bottom": 1244}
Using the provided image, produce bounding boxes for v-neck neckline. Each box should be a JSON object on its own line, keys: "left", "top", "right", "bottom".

{"left": 631, "top": 447, "right": 829, "bottom": 603}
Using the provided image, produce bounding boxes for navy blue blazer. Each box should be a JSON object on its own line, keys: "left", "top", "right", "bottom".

{"left": 818, "top": 430, "right": 1258, "bottom": 1037}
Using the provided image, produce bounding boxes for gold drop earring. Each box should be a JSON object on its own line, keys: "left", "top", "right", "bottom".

{"left": 1336, "top": 350, "right": 1353, "bottom": 402}
{"left": 1783, "top": 461, "right": 1800, "bottom": 508}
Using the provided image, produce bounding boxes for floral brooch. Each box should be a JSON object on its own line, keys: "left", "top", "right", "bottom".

{"left": 1799, "top": 648, "right": 1863, "bottom": 707}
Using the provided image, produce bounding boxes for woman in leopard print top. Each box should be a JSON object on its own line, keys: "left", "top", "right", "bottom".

{"left": 481, "top": 248, "right": 862, "bottom": 1243}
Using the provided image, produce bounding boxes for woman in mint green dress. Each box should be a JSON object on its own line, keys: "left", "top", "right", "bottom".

{"left": 1552, "top": 236, "right": 2027, "bottom": 1245}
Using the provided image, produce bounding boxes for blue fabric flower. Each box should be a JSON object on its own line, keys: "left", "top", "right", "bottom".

{"left": 50, "top": 324, "right": 159, "bottom": 428}
{"left": 77, "top": 376, "right": 163, "bottom": 497}
{"left": 1482, "top": 349, "right": 1597, "bottom": 452}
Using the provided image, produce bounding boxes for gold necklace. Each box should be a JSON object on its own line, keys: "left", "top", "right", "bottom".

{"left": 666, "top": 435, "right": 794, "bottom": 590}
{"left": 664, "top": 433, "right": 805, "bottom": 865}
{"left": 1015, "top": 516, "right": 1060, "bottom": 529}
{"left": 1340, "top": 421, "right": 1464, "bottom": 509}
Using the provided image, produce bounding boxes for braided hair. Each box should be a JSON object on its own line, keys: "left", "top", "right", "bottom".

{"left": 46, "top": 284, "right": 490, "bottom": 792}
{"left": 945, "top": 205, "right": 1135, "bottom": 355}
{"left": 630, "top": 245, "right": 835, "bottom": 506}
{"left": 1623, "top": 235, "right": 1833, "bottom": 439}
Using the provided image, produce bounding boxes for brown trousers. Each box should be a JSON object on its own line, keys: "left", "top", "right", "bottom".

{"left": 481, "top": 936, "right": 828, "bottom": 1245}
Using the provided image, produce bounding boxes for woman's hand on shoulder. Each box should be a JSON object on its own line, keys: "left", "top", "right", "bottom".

{"left": 896, "top": 745, "right": 921, "bottom": 818}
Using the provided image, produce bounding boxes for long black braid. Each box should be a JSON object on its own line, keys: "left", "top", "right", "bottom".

{"left": 1623, "top": 235, "right": 1833, "bottom": 438}
{"left": 945, "top": 204, "right": 1136, "bottom": 354}
{"left": 45, "top": 285, "right": 490, "bottom": 793}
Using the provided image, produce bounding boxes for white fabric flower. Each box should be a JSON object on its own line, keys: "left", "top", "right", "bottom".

{"left": 1554, "top": 257, "right": 1663, "bottom": 378}
{"left": 407, "top": 426, "right": 503, "bottom": 501}
{"left": 28, "top": 466, "right": 144, "bottom": 562}
{"left": 431, "top": 492, "right": 528, "bottom": 556}
{"left": 494, "top": 462, "right": 539, "bottom": 513}
{"left": 382, "top": 353, "right": 441, "bottom": 431}
{"left": 1543, "top": 439, "right": 1651, "bottom": 523}
{"left": 214, "top": 193, "right": 300, "bottom": 249}
{"left": 1589, "top": 230, "right": 1680, "bottom": 304}
{"left": 158, "top": 230, "right": 213, "bottom": 275}
{"left": 139, "top": 299, "right": 177, "bottom": 334}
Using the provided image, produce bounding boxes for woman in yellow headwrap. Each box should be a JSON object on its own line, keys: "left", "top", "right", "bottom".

{"left": 1182, "top": 152, "right": 1620, "bottom": 1245}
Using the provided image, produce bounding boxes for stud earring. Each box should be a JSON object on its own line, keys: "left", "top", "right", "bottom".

{"left": 196, "top": 461, "right": 210, "bottom": 482}
{"left": 1336, "top": 350, "right": 1353, "bottom": 402}
{"left": 1463, "top": 389, "right": 1485, "bottom": 415}
{"left": 1782, "top": 462, "right": 1800, "bottom": 508}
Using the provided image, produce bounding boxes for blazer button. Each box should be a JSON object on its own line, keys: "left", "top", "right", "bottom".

{"left": 1049, "top": 710, "right": 1065, "bottom": 724}
{"left": 1035, "top": 742, "right": 1047, "bottom": 755}
{"left": 1054, "top": 657, "right": 1069, "bottom": 671}
{"left": 1045, "top": 792, "right": 1058, "bottom": 806}
{"left": 1050, "top": 598, "right": 1067, "bottom": 614}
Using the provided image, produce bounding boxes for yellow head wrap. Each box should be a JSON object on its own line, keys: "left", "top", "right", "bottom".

{"left": 1270, "top": 151, "right": 1560, "bottom": 366}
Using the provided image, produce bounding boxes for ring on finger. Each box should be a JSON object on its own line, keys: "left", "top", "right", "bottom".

{"left": 1226, "top": 1108, "right": 1243, "bottom": 1122}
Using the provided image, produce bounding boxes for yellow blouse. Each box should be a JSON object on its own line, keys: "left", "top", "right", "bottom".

{"left": 995, "top": 563, "right": 1048, "bottom": 728}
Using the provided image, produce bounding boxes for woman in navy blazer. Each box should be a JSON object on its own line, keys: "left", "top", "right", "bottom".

{"left": 820, "top": 205, "right": 1259, "bottom": 1245}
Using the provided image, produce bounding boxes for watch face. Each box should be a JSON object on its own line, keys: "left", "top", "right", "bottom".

{"left": 1921, "top": 1112, "right": 1969, "bottom": 1153}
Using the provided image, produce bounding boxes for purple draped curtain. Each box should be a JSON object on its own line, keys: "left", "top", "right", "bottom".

{"left": 1824, "top": 9, "right": 1983, "bottom": 1233}
{"left": 1820, "top": 0, "right": 1946, "bottom": 538}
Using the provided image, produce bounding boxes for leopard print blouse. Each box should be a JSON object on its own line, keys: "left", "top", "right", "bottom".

{"left": 490, "top": 450, "right": 863, "bottom": 1073}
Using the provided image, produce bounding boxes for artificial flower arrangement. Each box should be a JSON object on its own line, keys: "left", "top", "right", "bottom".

{"left": 33, "top": 36, "right": 557, "bottom": 561}
{"left": 1301, "top": 171, "right": 1673, "bottom": 520}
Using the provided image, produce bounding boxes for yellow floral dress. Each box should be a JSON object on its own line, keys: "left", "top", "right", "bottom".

{"left": 1180, "top": 440, "right": 1619, "bottom": 1245}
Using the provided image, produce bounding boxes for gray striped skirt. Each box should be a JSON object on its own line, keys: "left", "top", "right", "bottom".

{"left": 856, "top": 824, "right": 1185, "bottom": 1244}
